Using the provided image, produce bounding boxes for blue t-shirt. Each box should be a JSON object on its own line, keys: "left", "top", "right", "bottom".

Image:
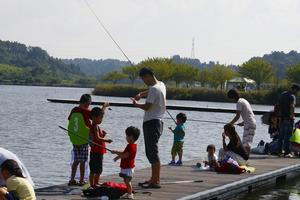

{"left": 173, "top": 124, "right": 185, "bottom": 142}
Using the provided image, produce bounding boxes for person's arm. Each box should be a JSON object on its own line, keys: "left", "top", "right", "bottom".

{"left": 112, "top": 150, "right": 130, "bottom": 162}
{"left": 95, "top": 130, "right": 112, "bottom": 143}
{"left": 290, "top": 95, "right": 296, "bottom": 120}
{"left": 101, "top": 102, "right": 110, "bottom": 112}
{"left": 222, "top": 133, "right": 228, "bottom": 151}
{"left": 134, "top": 90, "right": 149, "bottom": 101}
{"left": 132, "top": 100, "right": 152, "bottom": 111}
{"left": 168, "top": 127, "right": 175, "bottom": 134}
{"left": 230, "top": 111, "right": 241, "bottom": 125}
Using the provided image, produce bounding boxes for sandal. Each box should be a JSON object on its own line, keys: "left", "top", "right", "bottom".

{"left": 141, "top": 183, "right": 161, "bottom": 189}
{"left": 138, "top": 180, "right": 150, "bottom": 186}
{"left": 68, "top": 180, "right": 78, "bottom": 186}
{"left": 78, "top": 181, "right": 87, "bottom": 186}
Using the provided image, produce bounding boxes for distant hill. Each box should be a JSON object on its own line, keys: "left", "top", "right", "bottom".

{"left": 0, "top": 40, "right": 83, "bottom": 85}
{"left": 251, "top": 50, "right": 300, "bottom": 79}
{"left": 62, "top": 58, "right": 131, "bottom": 78}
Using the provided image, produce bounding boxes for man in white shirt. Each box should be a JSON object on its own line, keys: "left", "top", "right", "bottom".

{"left": 227, "top": 89, "right": 256, "bottom": 155}
{"left": 132, "top": 67, "right": 166, "bottom": 189}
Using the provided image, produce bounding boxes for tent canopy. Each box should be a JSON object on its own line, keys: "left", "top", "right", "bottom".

{"left": 228, "top": 77, "right": 255, "bottom": 84}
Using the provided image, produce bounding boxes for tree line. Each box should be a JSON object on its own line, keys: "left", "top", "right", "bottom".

{"left": 102, "top": 57, "right": 300, "bottom": 90}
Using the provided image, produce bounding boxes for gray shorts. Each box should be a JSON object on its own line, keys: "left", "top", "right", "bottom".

{"left": 143, "top": 119, "right": 163, "bottom": 164}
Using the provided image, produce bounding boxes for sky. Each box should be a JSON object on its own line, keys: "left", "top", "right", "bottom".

{"left": 1, "top": 0, "right": 300, "bottom": 65}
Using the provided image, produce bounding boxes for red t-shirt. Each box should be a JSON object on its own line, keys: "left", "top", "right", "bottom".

{"left": 120, "top": 144, "right": 137, "bottom": 169}
{"left": 90, "top": 124, "right": 107, "bottom": 154}
{"left": 68, "top": 106, "right": 91, "bottom": 128}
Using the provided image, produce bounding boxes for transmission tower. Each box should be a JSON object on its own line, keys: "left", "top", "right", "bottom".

{"left": 191, "top": 37, "right": 195, "bottom": 58}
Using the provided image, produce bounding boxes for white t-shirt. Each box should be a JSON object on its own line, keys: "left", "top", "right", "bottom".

{"left": 144, "top": 81, "right": 166, "bottom": 122}
{"left": 236, "top": 98, "right": 256, "bottom": 127}
{"left": 208, "top": 153, "right": 218, "bottom": 163}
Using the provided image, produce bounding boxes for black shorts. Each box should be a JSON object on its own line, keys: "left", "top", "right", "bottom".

{"left": 143, "top": 119, "right": 163, "bottom": 164}
{"left": 89, "top": 153, "right": 103, "bottom": 174}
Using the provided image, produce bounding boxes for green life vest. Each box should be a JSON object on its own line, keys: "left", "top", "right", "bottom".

{"left": 290, "top": 128, "right": 300, "bottom": 144}
{"left": 68, "top": 112, "right": 90, "bottom": 145}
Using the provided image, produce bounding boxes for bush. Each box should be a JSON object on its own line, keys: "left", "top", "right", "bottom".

{"left": 93, "top": 85, "right": 299, "bottom": 105}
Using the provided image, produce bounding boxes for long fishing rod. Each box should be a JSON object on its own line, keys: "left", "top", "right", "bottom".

{"left": 83, "top": 0, "right": 133, "bottom": 66}
{"left": 83, "top": 1, "right": 210, "bottom": 125}
{"left": 166, "top": 109, "right": 177, "bottom": 124}
{"left": 58, "top": 125, "right": 113, "bottom": 152}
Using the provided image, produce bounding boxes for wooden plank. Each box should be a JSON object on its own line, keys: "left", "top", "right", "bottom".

{"left": 36, "top": 155, "right": 300, "bottom": 200}
{"left": 48, "top": 98, "right": 300, "bottom": 116}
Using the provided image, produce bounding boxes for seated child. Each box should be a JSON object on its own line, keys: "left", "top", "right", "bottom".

{"left": 112, "top": 126, "right": 140, "bottom": 200}
{"left": 168, "top": 113, "right": 187, "bottom": 165}
{"left": 89, "top": 107, "right": 113, "bottom": 188}
{"left": 0, "top": 159, "right": 36, "bottom": 200}
{"left": 204, "top": 144, "right": 218, "bottom": 169}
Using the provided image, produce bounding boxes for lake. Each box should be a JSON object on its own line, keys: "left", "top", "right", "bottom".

{"left": 0, "top": 85, "right": 299, "bottom": 199}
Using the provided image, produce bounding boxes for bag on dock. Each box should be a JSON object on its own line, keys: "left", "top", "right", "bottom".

{"left": 82, "top": 182, "right": 127, "bottom": 199}
{"left": 216, "top": 157, "right": 245, "bottom": 174}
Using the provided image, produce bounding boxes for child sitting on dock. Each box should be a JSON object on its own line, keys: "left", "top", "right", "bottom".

{"left": 0, "top": 159, "right": 36, "bottom": 200}
{"left": 89, "top": 107, "right": 113, "bottom": 188}
{"left": 204, "top": 144, "right": 218, "bottom": 169}
{"left": 112, "top": 126, "right": 140, "bottom": 200}
{"left": 168, "top": 113, "right": 187, "bottom": 166}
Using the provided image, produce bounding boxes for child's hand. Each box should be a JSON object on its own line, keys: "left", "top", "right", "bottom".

{"left": 106, "top": 139, "right": 113, "bottom": 143}
{"left": 168, "top": 127, "right": 172, "bottom": 131}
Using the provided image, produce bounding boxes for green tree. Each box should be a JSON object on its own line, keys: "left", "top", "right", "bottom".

{"left": 102, "top": 71, "right": 128, "bottom": 84}
{"left": 240, "top": 58, "right": 274, "bottom": 90}
{"left": 197, "top": 68, "right": 211, "bottom": 87}
{"left": 209, "top": 65, "right": 236, "bottom": 89}
{"left": 138, "top": 58, "right": 173, "bottom": 82}
{"left": 286, "top": 63, "right": 300, "bottom": 83}
{"left": 122, "top": 65, "right": 140, "bottom": 85}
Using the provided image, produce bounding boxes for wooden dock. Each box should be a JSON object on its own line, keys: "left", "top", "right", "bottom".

{"left": 47, "top": 98, "right": 300, "bottom": 117}
{"left": 36, "top": 155, "right": 300, "bottom": 200}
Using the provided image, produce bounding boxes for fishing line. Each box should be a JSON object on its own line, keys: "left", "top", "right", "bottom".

{"left": 58, "top": 125, "right": 113, "bottom": 152}
{"left": 164, "top": 117, "right": 228, "bottom": 125}
{"left": 83, "top": 0, "right": 133, "bottom": 66}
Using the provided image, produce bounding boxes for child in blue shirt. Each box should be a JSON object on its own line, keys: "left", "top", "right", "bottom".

{"left": 168, "top": 113, "right": 187, "bottom": 165}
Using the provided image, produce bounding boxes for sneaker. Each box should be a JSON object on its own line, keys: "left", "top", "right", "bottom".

{"left": 168, "top": 160, "right": 176, "bottom": 165}
{"left": 176, "top": 160, "right": 183, "bottom": 165}
{"left": 121, "top": 193, "right": 134, "bottom": 199}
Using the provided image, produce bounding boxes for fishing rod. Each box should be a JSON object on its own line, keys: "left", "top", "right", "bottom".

{"left": 83, "top": 0, "right": 133, "bottom": 66}
{"left": 166, "top": 109, "right": 177, "bottom": 124}
{"left": 58, "top": 125, "right": 113, "bottom": 153}
{"left": 83, "top": 1, "right": 224, "bottom": 125}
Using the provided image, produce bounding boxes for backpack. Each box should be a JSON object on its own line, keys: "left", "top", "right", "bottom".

{"left": 215, "top": 156, "right": 245, "bottom": 174}
{"left": 83, "top": 182, "right": 127, "bottom": 199}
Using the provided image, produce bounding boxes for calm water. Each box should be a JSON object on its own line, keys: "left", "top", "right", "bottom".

{"left": 0, "top": 85, "right": 299, "bottom": 199}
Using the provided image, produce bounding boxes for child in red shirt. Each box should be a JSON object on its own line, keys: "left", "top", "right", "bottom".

{"left": 112, "top": 126, "right": 140, "bottom": 199}
{"left": 89, "top": 107, "right": 113, "bottom": 188}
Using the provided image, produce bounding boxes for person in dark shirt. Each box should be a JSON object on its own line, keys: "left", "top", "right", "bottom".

{"left": 218, "top": 124, "right": 248, "bottom": 165}
{"left": 278, "top": 84, "right": 300, "bottom": 157}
